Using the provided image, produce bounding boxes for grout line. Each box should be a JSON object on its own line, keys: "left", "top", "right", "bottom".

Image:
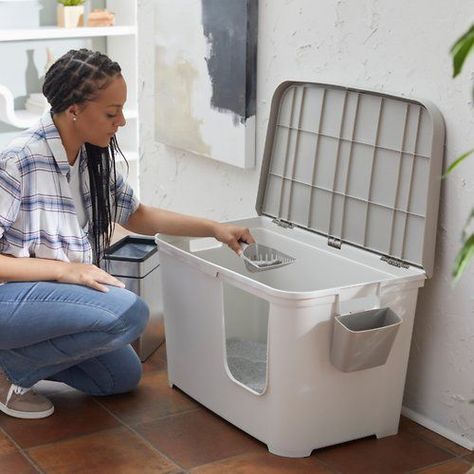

{"left": 398, "top": 423, "right": 473, "bottom": 473}
{"left": 185, "top": 452, "right": 260, "bottom": 473}
{"left": 402, "top": 426, "right": 472, "bottom": 459}
{"left": 0, "top": 426, "right": 45, "bottom": 473}
{"left": 407, "top": 457, "right": 473, "bottom": 473}
{"left": 130, "top": 406, "right": 203, "bottom": 426}
{"left": 91, "top": 387, "right": 202, "bottom": 425}
{"left": 310, "top": 454, "right": 345, "bottom": 474}
{"left": 92, "top": 396, "right": 190, "bottom": 473}
{"left": 23, "top": 425, "right": 129, "bottom": 452}
{"left": 186, "top": 449, "right": 345, "bottom": 474}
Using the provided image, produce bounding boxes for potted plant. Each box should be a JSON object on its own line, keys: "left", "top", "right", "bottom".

{"left": 448, "top": 24, "right": 474, "bottom": 282}
{"left": 57, "top": 0, "right": 85, "bottom": 28}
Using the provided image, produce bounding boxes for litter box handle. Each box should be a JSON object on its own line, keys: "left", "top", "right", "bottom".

{"left": 336, "top": 283, "right": 382, "bottom": 316}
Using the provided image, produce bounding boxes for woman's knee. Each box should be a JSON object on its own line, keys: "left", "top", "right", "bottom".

{"left": 107, "top": 288, "right": 149, "bottom": 341}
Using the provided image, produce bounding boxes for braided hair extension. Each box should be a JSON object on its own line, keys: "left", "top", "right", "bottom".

{"left": 43, "top": 49, "right": 128, "bottom": 264}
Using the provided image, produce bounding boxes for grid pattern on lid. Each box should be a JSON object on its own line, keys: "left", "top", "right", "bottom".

{"left": 259, "top": 83, "right": 440, "bottom": 269}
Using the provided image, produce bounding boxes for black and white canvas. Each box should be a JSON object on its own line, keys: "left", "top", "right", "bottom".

{"left": 154, "top": 0, "right": 258, "bottom": 169}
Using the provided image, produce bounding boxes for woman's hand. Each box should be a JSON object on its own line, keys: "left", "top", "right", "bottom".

{"left": 57, "top": 262, "right": 126, "bottom": 293}
{"left": 213, "top": 223, "right": 255, "bottom": 255}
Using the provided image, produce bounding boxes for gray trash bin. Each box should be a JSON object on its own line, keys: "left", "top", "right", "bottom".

{"left": 102, "top": 236, "right": 164, "bottom": 361}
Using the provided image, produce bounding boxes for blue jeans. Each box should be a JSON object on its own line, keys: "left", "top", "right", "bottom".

{"left": 0, "top": 282, "right": 149, "bottom": 395}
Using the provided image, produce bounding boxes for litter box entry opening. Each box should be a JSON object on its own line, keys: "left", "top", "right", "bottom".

{"left": 223, "top": 282, "right": 269, "bottom": 394}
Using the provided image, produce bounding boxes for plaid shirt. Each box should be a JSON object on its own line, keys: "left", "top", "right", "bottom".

{"left": 0, "top": 112, "right": 138, "bottom": 264}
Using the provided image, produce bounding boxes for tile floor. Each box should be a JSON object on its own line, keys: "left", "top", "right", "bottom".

{"left": 0, "top": 343, "right": 472, "bottom": 474}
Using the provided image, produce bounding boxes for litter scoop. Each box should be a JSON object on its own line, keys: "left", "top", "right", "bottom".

{"left": 239, "top": 242, "right": 296, "bottom": 272}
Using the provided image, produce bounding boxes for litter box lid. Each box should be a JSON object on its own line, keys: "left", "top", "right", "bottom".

{"left": 256, "top": 81, "right": 445, "bottom": 277}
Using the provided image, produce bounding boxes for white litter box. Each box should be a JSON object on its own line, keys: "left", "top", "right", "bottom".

{"left": 155, "top": 81, "right": 445, "bottom": 457}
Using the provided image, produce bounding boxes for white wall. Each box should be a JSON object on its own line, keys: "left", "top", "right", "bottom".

{"left": 138, "top": 0, "right": 474, "bottom": 448}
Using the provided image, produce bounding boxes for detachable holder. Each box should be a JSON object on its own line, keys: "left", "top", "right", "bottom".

{"left": 330, "top": 305, "right": 402, "bottom": 372}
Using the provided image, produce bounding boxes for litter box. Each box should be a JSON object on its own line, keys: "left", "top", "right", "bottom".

{"left": 155, "top": 81, "right": 445, "bottom": 457}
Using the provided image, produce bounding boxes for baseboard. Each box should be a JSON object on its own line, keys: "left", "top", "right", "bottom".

{"left": 402, "top": 406, "right": 474, "bottom": 451}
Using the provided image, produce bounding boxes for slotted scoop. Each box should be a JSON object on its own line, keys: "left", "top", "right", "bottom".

{"left": 239, "top": 242, "right": 296, "bottom": 272}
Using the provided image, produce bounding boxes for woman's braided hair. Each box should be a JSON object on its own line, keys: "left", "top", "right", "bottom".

{"left": 43, "top": 49, "right": 127, "bottom": 265}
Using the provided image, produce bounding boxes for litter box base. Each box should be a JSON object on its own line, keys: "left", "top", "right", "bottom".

{"left": 158, "top": 217, "right": 426, "bottom": 458}
{"left": 267, "top": 445, "right": 313, "bottom": 458}
{"left": 168, "top": 378, "right": 401, "bottom": 458}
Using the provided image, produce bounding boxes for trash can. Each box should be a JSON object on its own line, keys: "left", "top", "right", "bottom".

{"left": 102, "top": 236, "right": 164, "bottom": 361}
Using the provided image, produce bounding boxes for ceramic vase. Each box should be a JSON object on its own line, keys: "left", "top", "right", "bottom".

{"left": 57, "top": 4, "right": 84, "bottom": 28}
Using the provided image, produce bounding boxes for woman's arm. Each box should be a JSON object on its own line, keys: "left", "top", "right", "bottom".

{"left": 0, "top": 254, "right": 124, "bottom": 293}
{"left": 123, "top": 204, "right": 254, "bottom": 253}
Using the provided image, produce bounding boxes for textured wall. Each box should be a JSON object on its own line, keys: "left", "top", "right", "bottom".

{"left": 138, "top": 0, "right": 474, "bottom": 447}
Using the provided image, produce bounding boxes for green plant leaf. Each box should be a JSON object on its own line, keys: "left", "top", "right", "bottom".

{"left": 57, "top": 0, "right": 85, "bottom": 6}
{"left": 453, "top": 233, "right": 474, "bottom": 282}
{"left": 443, "top": 149, "right": 474, "bottom": 177}
{"left": 451, "top": 24, "right": 474, "bottom": 77}
{"left": 461, "top": 209, "right": 474, "bottom": 240}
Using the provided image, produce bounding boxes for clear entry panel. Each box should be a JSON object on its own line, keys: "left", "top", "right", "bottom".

{"left": 223, "top": 282, "right": 269, "bottom": 394}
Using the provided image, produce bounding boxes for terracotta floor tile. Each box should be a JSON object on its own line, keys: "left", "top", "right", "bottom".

{"left": 413, "top": 459, "right": 473, "bottom": 474}
{"left": 464, "top": 452, "right": 474, "bottom": 463}
{"left": 0, "top": 387, "right": 120, "bottom": 448}
{"left": 142, "top": 345, "right": 167, "bottom": 373}
{"left": 0, "top": 430, "right": 19, "bottom": 455}
{"left": 314, "top": 431, "right": 454, "bottom": 474}
{"left": 95, "top": 371, "right": 198, "bottom": 425}
{"left": 400, "top": 417, "right": 471, "bottom": 456}
{"left": 135, "top": 408, "right": 264, "bottom": 469}
{"left": 156, "top": 342, "right": 167, "bottom": 362}
{"left": 0, "top": 452, "right": 38, "bottom": 473}
{"left": 191, "top": 451, "right": 337, "bottom": 473}
{"left": 28, "top": 427, "right": 180, "bottom": 474}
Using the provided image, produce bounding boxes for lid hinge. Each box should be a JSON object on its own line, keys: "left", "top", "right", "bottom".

{"left": 328, "top": 236, "right": 342, "bottom": 249}
{"left": 381, "top": 255, "right": 410, "bottom": 269}
{"left": 272, "top": 218, "right": 294, "bottom": 229}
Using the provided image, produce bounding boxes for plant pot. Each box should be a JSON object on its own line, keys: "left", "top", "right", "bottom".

{"left": 57, "top": 4, "right": 84, "bottom": 28}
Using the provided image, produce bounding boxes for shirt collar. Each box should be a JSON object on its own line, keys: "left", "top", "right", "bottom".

{"left": 40, "top": 111, "right": 71, "bottom": 178}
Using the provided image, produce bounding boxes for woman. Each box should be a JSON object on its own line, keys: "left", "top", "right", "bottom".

{"left": 0, "top": 49, "right": 253, "bottom": 419}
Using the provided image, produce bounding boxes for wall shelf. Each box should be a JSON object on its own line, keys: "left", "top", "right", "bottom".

{"left": 0, "top": 84, "right": 46, "bottom": 128}
{"left": 0, "top": 1, "right": 140, "bottom": 195}
{"left": 0, "top": 83, "right": 138, "bottom": 129}
{"left": 0, "top": 26, "right": 136, "bottom": 42}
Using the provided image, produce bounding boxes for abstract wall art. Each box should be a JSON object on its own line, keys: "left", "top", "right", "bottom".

{"left": 154, "top": 0, "right": 258, "bottom": 169}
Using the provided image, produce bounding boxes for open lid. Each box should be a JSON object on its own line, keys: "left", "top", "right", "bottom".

{"left": 256, "top": 81, "right": 445, "bottom": 277}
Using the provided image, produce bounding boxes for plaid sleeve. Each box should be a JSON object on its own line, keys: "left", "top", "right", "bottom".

{"left": 111, "top": 170, "right": 139, "bottom": 225}
{"left": 0, "top": 154, "right": 22, "bottom": 239}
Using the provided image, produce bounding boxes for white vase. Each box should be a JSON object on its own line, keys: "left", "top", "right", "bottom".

{"left": 57, "top": 4, "right": 84, "bottom": 28}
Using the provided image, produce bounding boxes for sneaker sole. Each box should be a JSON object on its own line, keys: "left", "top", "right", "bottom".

{"left": 0, "top": 401, "right": 54, "bottom": 419}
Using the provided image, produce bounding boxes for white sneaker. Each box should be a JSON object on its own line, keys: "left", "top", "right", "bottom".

{"left": 0, "top": 370, "right": 54, "bottom": 419}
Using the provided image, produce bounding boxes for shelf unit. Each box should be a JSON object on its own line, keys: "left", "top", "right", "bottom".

{"left": 0, "top": 0, "right": 140, "bottom": 195}
{"left": 0, "top": 25, "right": 136, "bottom": 42}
